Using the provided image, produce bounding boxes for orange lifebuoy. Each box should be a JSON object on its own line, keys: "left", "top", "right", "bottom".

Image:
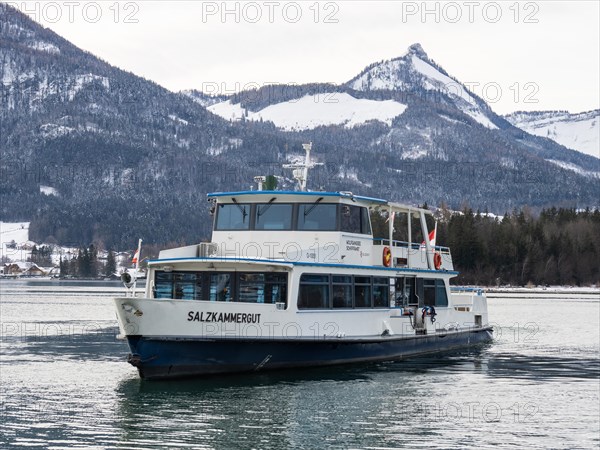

{"left": 383, "top": 246, "right": 392, "bottom": 267}
{"left": 433, "top": 252, "right": 442, "bottom": 270}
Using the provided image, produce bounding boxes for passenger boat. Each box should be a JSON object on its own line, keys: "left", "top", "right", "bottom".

{"left": 114, "top": 144, "right": 493, "bottom": 380}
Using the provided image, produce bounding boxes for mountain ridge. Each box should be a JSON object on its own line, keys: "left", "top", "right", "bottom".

{"left": 1, "top": 3, "right": 598, "bottom": 248}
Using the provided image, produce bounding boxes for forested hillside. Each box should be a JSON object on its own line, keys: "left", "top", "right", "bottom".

{"left": 2, "top": 4, "right": 599, "bottom": 250}
{"left": 372, "top": 207, "right": 600, "bottom": 286}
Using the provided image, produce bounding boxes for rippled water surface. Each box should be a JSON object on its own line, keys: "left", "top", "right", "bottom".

{"left": 1, "top": 280, "right": 599, "bottom": 449}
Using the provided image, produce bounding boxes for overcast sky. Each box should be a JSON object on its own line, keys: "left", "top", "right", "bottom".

{"left": 16, "top": 1, "right": 600, "bottom": 114}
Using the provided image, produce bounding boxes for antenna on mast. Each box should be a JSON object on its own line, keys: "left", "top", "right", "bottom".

{"left": 283, "top": 142, "right": 322, "bottom": 191}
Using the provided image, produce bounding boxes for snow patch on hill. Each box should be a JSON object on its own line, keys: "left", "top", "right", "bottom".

{"left": 40, "top": 185, "right": 59, "bottom": 196}
{"left": 506, "top": 110, "right": 599, "bottom": 159}
{"left": 68, "top": 74, "right": 110, "bottom": 101}
{"left": 28, "top": 41, "right": 60, "bottom": 54}
{"left": 40, "top": 123, "right": 75, "bottom": 139}
{"left": 546, "top": 159, "right": 600, "bottom": 178}
{"left": 168, "top": 114, "right": 189, "bottom": 125}
{"left": 208, "top": 93, "right": 407, "bottom": 131}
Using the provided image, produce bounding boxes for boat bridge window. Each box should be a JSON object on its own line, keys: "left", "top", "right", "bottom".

{"left": 215, "top": 203, "right": 251, "bottom": 230}
{"left": 299, "top": 274, "right": 390, "bottom": 310}
{"left": 153, "top": 270, "right": 287, "bottom": 305}
{"left": 212, "top": 202, "right": 372, "bottom": 235}
{"left": 255, "top": 203, "right": 293, "bottom": 230}
{"left": 341, "top": 205, "right": 372, "bottom": 235}
{"left": 297, "top": 204, "right": 338, "bottom": 231}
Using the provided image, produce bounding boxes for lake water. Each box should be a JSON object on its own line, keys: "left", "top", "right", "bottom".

{"left": 1, "top": 280, "right": 599, "bottom": 449}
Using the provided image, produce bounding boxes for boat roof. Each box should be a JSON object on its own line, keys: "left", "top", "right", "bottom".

{"left": 207, "top": 191, "right": 432, "bottom": 215}
{"left": 208, "top": 190, "right": 386, "bottom": 203}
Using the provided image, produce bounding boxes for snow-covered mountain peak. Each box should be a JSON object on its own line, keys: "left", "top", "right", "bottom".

{"left": 346, "top": 43, "right": 451, "bottom": 92}
{"left": 346, "top": 44, "right": 497, "bottom": 129}
{"left": 406, "top": 43, "right": 429, "bottom": 60}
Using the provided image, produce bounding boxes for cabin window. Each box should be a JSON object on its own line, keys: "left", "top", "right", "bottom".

{"left": 423, "top": 279, "right": 436, "bottom": 307}
{"left": 297, "top": 204, "right": 337, "bottom": 231}
{"left": 435, "top": 279, "right": 449, "bottom": 307}
{"left": 298, "top": 274, "right": 395, "bottom": 310}
{"left": 210, "top": 273, "right": 232, "bottom": 302}
{"left": 422, "top": 278, "right": 449, "bottom": 307}
{"left": 298, "top": 274, "right": 330, "bottom": 309}
{"left": 238, "top": 273, "right": 265, "bottom": 303}
{"left": 354, "top": 276, "right": 372, "bottom": 308}
{"left": 238, "top": 272, "right": 288, "bottom": 304}
{"left": 265, "top": 273, "right": 288, "bottom": 304}
{"left": 155, "top": 272, "right": 174, "bottom": 299}
{"left": 394, "top": 277, "right": 417, "bottom": 307}
{"left": 173, "top": 272, "right": 201, "bottom": 300}
{"left": 153, "top": 270, "right": 288, "bottom": 305}
{"left": 215, "top": 203, "right": 251, "bottom": 230}
{"left": 332, "top": 275, "right": 352, "bottom": 308}
{"left": 373, "top": 277, "right": 390, "bottom": 308}
{"left": 255, "top": 203, "right": 293, "bottom": 230}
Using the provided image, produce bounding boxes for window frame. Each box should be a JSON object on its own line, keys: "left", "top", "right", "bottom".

{"left": 212, "top": 202, "right": 372, "bottom": 235}
{"left": 214, "top": 203, "right": 254, "bottom": 231}
{"left": 298, "top": 274, "right": 393, "bottom": 310}
{"left": 254, "top": 203, "right": 294, "bottom": 231}
{"left": 153, "top": 270, "right": 289, "bottom": 306}
{"left": 297, "top": 203, "right": 339, "bottom": 231}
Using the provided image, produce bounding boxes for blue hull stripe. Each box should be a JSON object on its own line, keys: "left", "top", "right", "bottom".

{"left": 125, "top": 328, "right": 493, "bottom": 380}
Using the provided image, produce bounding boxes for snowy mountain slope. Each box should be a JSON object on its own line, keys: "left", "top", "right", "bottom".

{"left": 194, "top": 44, "right": 498, "bottom": 131}
{"left": 346, "top": 44, "right": 498, "bottom": 129}
{"left": 207, "top": 93, "right": 407, "bottom": 131}
{"left": 505, "top": 110, "right": 599, "bottom": 159}
{"left": 1, "top": 2, "right": 599, "bottom": 248}
{"left": 546, "top": 159, "right": 600, "bottom": 178}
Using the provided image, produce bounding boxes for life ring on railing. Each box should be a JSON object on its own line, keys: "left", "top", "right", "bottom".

{"left": 382, "top": 246, "right": 392, "bottom": 267}
{"left": 433, "top": 252, "right": 442, "bottom": 270}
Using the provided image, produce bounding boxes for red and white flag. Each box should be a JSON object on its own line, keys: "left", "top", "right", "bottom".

{"left": 422, "top": 222, "right": 437, "bottom": 247}
{"left": 132, "top": 239, "right": 142, "bottom": 266}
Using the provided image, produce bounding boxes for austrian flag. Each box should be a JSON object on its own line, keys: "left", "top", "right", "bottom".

{"left": 132, "top": 249, "right": 140, "bottom": 264}
{"left": 422, "top": 223, "right": 437, "bottom": 247}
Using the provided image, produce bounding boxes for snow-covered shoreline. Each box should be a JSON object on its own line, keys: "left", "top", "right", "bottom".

{"left": 484, "top": 286, "right": 599, "bottom": 294}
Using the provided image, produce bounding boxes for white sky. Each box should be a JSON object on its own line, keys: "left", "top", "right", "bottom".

{"left": 11, "top": 1, "right": 600, "bottom": 114}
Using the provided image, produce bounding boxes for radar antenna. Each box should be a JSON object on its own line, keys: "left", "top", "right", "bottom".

{"left": 283, "top": 142, "right": 322, "bottom": 191}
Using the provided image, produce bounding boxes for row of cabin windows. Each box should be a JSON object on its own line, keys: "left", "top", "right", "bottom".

{"left": 153, "top": 271, "right": 448, "bottom": 310}
{"left": 154, "top": 271, "right": 287, "bottom": 304}
{"left": 215, "top": 202, "right": 372, "bottom": 235}
{"left": 298, "top": 274, "right": 449, "bottom": 310}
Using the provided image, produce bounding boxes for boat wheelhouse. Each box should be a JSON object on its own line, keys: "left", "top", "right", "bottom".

{"left": 115, "top": 145, "right": 492, "bottom": 379}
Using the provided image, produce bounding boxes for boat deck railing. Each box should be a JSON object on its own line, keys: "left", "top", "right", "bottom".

{"left": 372, "top": 238, "right": 451, "bottom": 254}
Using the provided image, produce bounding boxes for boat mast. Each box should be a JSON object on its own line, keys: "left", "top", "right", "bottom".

{"left": 283, "top": 142, "right": 321, "bottom": 191}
